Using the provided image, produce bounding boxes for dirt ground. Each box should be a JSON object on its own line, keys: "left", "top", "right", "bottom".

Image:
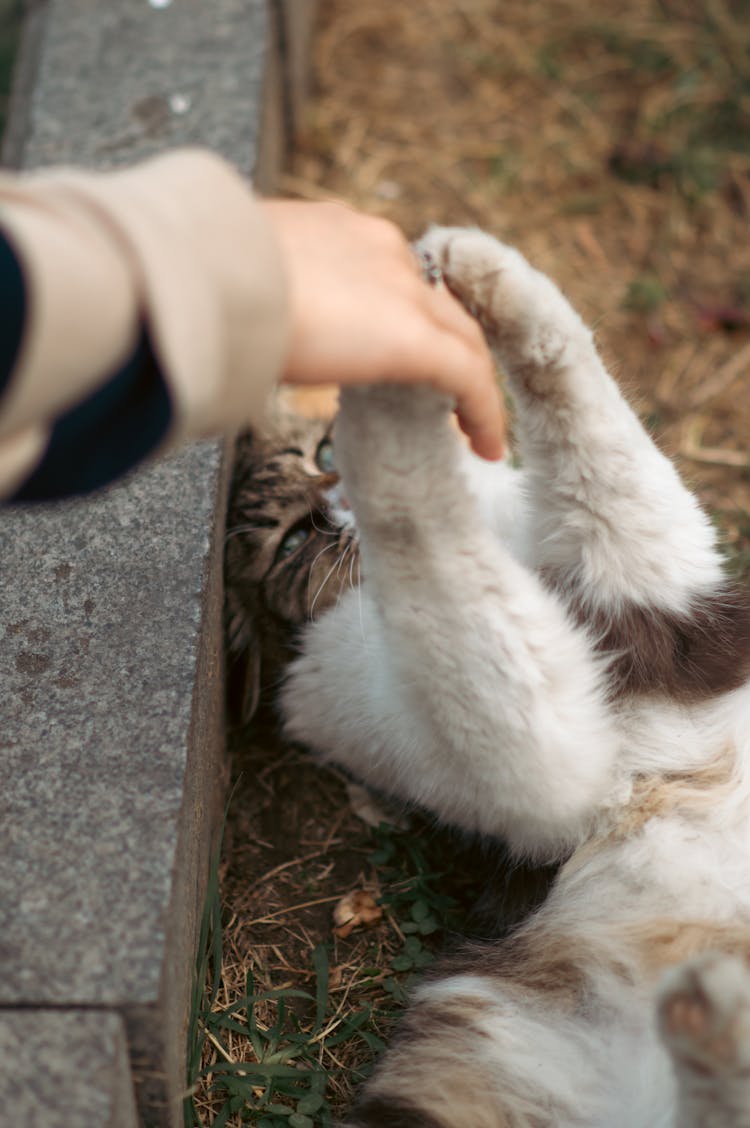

{"left": 195, "top": 2, "right": 750, "bottom": 1124}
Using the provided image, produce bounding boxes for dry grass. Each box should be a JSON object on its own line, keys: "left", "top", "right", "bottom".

{"left": 289, "top": 0, "right": 750, "bottom": 567}
{"left": 192, "top": 2, "right": 750, "bottom": 1123}
{"left": 188, "top": 722, "right": 507, "bottom": 1125}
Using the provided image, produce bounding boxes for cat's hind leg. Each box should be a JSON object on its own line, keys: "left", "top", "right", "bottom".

{"left": 658, "top": 952, "right": 750, "bottom": 1128}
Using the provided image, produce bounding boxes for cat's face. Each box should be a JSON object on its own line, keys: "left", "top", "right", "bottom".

{"left": 224, "top": 411, "right": 358, "bottom": 719}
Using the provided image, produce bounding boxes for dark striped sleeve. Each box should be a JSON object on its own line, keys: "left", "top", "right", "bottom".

{"left": 0, "top": 228, "right": 27, "bottom": 400}
{"left": 2, "top": 226, "right": 173, "bottom": 502}
{"left": 8, "top": 326, "right": 173, "bottom": 503}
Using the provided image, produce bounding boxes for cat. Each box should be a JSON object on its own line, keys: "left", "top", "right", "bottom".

{"left": 226, "top": 226, "right": 750, "bottom": 1127}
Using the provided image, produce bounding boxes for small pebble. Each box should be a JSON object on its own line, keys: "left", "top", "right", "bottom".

{"left": 168, "top": 93, "right": 191, "bottom": 115}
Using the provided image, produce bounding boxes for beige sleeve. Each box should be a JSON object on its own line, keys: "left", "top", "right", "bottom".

{"left": 0, "top": 149, "right": 290, "bottom": 489}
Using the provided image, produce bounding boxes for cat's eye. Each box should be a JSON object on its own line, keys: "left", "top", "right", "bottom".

{"left": 274, "top": 522, "right": 310, "bottom": 565}
{"left": 315, "top": 437, "right": 336, "bottom": 474}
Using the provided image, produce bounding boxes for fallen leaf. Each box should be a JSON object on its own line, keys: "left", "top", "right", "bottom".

{"left": 333, "top": 889, "right": 383, "bottom": 939}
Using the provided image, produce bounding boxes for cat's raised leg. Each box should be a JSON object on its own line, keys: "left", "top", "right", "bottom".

{"left": 658, "top": 952, "right": 750, "bottom": 1128}
{"left": 419, "top": 228, "right": 750, "bottom": 701}
{"left": 282, "top": 383, "right": 618, "bottom": 860}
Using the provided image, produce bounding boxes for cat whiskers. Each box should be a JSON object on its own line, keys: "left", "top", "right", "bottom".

{"left": 224, "top": 522, "right": 275, "bottom": 543}
{"left": 336, "top": 537, "right": 355, "bottom": 582}
{"left": 309, "top": 552, "right": 348, "bottom": 620}
{"left": 305, "top": 498, "right": 339, "bottom": 539}
{"left": 305, "top": 540, "right": 341, "bottom": 612}
{"left": 309, "top": 535, "right": 357, "bottom": 620}
{"left": 344, "top": 538, "right": 360, "bottom": 590}
{"left": 349, "top": 542, "right": 361, "bottom": 593}
{"left": 353, "top": 550, "right": 366, "bottom": 641}
{"left": 332, "top": 538, "right": 359, "bottom": 611}
{"left": 334, "top": 533, "right": 365, "bottom": 639}
{"left": 342, "top": 539, "right": 367, "bottom": 645}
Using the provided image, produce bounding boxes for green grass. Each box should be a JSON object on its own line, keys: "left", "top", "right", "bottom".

{"left": 189, "top": 945, "right": 337, "bottom": 1128}
{"left": 185, "top": 827, "right": 225, "bottom": 1127}
{"left": 624, "top": 273, "right": 668, "bottom": 315}
{"left": 185, "top": 817, "right": 489, "bottom": 1126}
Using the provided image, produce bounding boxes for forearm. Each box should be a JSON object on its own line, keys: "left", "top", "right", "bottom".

{"left": 0, "top": 148, "right": 290, "bottom": 501}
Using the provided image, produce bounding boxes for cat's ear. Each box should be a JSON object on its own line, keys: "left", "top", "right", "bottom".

{"left": 227, "top": 643, "right": 262, "bottom": 726}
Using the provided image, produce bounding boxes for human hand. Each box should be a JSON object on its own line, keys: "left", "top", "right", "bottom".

{"left": 260, "top": 199, "right": 505, "bottom": 460}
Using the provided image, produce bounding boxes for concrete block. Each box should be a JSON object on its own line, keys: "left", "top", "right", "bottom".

{"left": 12, "top": 0, "right": 271, "bottom": 174}
{"left": 0, "top": 1011, "right": 138, "bottom": 1128}
{"left": 0, "top": 444, "right": 230, "bottom": 1126}
{"left": 0, "top": 0, "right": 299, "bottom": 1124}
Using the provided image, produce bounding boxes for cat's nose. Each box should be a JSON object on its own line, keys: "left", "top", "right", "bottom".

{"left": 309, "top": 474, "right": 351, "bottom": 514}
{"left": 317, "top": 472, "right": 339, "bottom": 489}
{"left": 316, "top": 471, "right": 349, "bottom": 508}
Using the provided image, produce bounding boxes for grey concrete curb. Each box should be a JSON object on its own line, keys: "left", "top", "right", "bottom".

{"left": 0, "top": 1010, "right": 138, "bottom": 1128}
{"left": 0, "top": 2, "right": 316, "bottom": 1124}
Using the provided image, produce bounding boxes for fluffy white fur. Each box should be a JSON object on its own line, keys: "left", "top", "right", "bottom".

{"left": 278, "top": 228, "right": 750, "bottom": 1126}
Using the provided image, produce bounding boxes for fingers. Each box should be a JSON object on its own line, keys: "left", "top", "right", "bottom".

{"left": 456, "top": 383, "right": 506, "bottom": 461}
{"left": 261, "top": 199, "right": 506, "bottom": 459}
{"left": 418, "top": 283, "right": 505, "bottom": 460}
{"left": 381, "top": 300, "right": 505, "bottom": 459}
{"left": 424, "top": 328, "right": 505, "bottom": 460}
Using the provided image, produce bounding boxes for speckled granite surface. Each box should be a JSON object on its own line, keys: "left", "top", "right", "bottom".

{"left": 0, "top": 1010, "right": 137, "bottom": 1128}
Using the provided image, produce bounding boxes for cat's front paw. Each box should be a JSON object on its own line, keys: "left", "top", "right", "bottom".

{"left": 416, "top": 227, "right": 531, "bottom": 329}
{"left": 658, "top": 952, "right": 750, "bottom": 1076}
{"left": 416, "top": 227, "right": 587, "bottom": 385}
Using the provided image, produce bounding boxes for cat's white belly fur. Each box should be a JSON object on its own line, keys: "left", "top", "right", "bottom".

{"left": 632, "top": 810, "right": 750, "bottom": 918}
